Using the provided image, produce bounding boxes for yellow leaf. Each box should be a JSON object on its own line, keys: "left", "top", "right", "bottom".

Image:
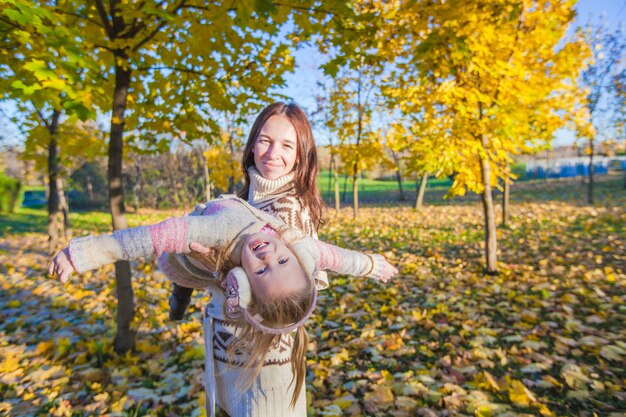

{"left": 483, "top": 371, "right": 503, "bottom": 392}
{"left": 0, "top": 353, "right": 20, "bottom": 373}
{"left": 363, "top": 384, "right": 394, "bottom": 413}
{"left": 35, "top": 340, "right": 54, "bottom": 355}
{"left": 537, "top": 403, "right": 556, "bottom": 416}
{"left": 508, "top": 380, "right": 536, "bottom": 406}
{"left": 330, "top": 348, "right": 350, "bottom": 366}
{"left": 333, "top": 394, "right": 356, "bottom": 410}
{"left": 566, "top": 389, "right": 591, "bottom": 400}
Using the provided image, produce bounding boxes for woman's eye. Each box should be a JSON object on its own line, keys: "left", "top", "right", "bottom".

{"left": 283, "top": 144, "right": 292, "bottom": 149}
{"left": 255, "top": 267, "right": 267, "bottom": 275}
{"left": 278, "top": 258, "right": 288, "bottom": 265}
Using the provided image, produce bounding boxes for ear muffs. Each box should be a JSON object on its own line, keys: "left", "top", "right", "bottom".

{"left": 224, "top": 267, "right": 252, "bottom": 313}
{"left": 223, "top": 266, "right": 317, "bottom": 335}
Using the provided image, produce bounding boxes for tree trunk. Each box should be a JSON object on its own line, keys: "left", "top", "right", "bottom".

{"left": 333, "top": 169, "right": 340, "bottom": 213}
{"left": 352, "top": 163, "right": 359, "bottom": 219}
{"left": 109, "top": 63, "right": 136, "bottom": 354}
{"left": 587, "top": 138, "right": 594, "bottom": 204}
{"left": 137, "top": 156, "right": 145, "bottom": 207}
{"left": 228, "top": 134, "right": 236, "bottom": 194}
{"left": 415, "top": 173, "right": 428, "bottom": 209}
{"left": 502, "top": 177, "right": 510, "bottom": 227}
{"left": 342, "top": 173, "right": 348, "bottom": 203}
{"left": 57, "top": 178, "right": 71, "bottom": 239}
{"left": 479, "top": 136, "right": 498, "bottom": 275}
{"left": 327, "top": 156, "right": 333, "bottom": 205}
{"left": 202, "top": 151, "right": 212, "bottom": 201}
{"left": 391, "top": 149, "right": 405, "bottom": 201}
{"left": 47, "top": 109, "right": 61, "bottom": 255}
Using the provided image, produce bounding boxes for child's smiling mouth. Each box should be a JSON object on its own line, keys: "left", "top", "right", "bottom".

{"left": 250, "top": 240, "right": 269, "bottom": 251}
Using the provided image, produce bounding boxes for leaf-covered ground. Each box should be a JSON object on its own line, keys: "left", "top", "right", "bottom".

{"left": 1, "top": 176, "right": 625, "bottom": 417}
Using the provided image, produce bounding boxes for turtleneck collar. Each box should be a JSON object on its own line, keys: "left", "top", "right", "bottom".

{"left": 247, "top": 166, "right": 296, "bottom": 207}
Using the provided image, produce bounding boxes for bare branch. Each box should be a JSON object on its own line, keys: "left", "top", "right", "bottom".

{"left": 92, "top": 0, "right": 115, "bottom": 39}
{"left": 54, "top": 7, "right": 105, "bottom": 29}
{"left": 132, "top": 0, "right": 187, "bottom": 52}
{"left": 136, "top": 65, "right": 213, "bottom": 77}
{"left": 34, "top": 106, "right": 52, "bottom": 131}
{"left": 272, "top": 2, "right": 335, "bottom": 16}
{"left": 0, "top": 15, "right": 25, "bottom": 30}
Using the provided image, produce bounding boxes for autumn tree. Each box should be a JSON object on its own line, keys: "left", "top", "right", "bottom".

{"left": 40, "top": 0, "right": 359, "bottom": 352}
{"left": 579, "top": 22, "right": 626, "bottom": 202}
{"left": 379, "top": 0, "right": 591, "bottom": 273}
{"left": 325, "top": 61, "right": 387, "bottom": 218}
{"left": 381, "top": 123, "right": 407, "bottom": 201}
{"left": 311, "top": 82, "right": 342, "bottom": 211}
{"left": 0, "top": 1, "right": 97, "bottom": 252}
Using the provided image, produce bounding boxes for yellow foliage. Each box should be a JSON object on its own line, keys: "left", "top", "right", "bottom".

{"left": 508, "top": 379, "right": 537, "bottom": 406}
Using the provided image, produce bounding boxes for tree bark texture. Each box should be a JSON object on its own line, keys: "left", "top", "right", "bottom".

{"left": 333, "top": 169, "right": 340, "bottom": 212}
{"left": 47, "top": 109, "right": 61, "bottom": 255}
{"left": 415, "top": 173, "right": 428, "bottom": 209}
{"left": 109, "top": 63, "right": 136, "bottom": 353}
{"left": 352, "top": 173, "right": 359, "bottom": 219}
{"left": 57, "top": 178, "right": 71, "bottom": 239}
{"left": 391, "top": 150, "right": 405, "bottom": 201}
{"left": 479, "top": 135, "right": 498, "bottom": 274}
{"left": 502, "top": 176, "right": 510, "bottom": 227}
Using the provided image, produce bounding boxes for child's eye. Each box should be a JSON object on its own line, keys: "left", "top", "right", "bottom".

{"left": 255, "top": 267, "right": 267, "bottom": 275}
{"left": 283, "top": 144, "right": 292, "bottom": 149}
{"left": 278, "top": 258, "right": 289, "bottom": 265}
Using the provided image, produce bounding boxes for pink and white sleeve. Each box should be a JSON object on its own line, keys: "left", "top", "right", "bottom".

{"left": 314, "top": 240, "right": 393, "bottom": 281}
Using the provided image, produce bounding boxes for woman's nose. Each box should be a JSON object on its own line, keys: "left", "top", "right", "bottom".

{"left": 266, "top": 144, "right": 279, "bottom": 158}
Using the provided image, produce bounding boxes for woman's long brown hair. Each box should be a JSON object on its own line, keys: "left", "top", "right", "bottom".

{"left": 238, "top": 102, "right": 326, "bottom": 230}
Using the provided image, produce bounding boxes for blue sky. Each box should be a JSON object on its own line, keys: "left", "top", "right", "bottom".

{"left": 2, "top": 0, "right": 625, "bottom": 148}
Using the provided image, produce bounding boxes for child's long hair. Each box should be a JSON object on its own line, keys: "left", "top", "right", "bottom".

{"left": 239, "top": 102, "right": 326, "bottom": 230}
{"left": 215, "top": 233, "right": 315, "bottom": 408}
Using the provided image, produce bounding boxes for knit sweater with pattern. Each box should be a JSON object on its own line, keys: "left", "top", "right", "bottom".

{"left": 245, "top": 166, "right": 328, "bottom": 287}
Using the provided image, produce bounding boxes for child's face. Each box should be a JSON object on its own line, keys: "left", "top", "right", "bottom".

{"left": 252, "top": 114, "right": 298, "bottom": 180}
{"left": 241, "top": 231, "right": 307, "bottom": 301}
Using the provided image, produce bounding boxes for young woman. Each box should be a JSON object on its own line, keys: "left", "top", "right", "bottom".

{"left": 169, "top": 102, "right": 328, "bottom": 320}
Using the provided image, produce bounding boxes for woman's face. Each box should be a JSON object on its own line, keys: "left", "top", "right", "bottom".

{"left": 241, "top": 231, "right": 307, "bottom": 301}
{"left": 252, "top": 115, "right": 298, "bottom": 180}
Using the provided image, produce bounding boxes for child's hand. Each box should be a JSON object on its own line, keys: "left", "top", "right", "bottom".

{"left": 49, "top": 248, "right": 75, "bottom": 283}
{"left": 369, "top": 254, "right": 399, "bottom": 283}
{"left": 188, "top": 241, "right": 218, "bottom": 270}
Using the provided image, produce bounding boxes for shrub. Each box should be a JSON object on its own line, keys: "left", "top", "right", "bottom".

{"left": 0, "top": 174, "right": 22, "bottom": 213}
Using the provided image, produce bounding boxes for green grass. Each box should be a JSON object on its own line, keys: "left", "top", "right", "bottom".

{"left": 3, "top": 174, "right": 622, "bottom": 238}
{"left": 318, "top": 170, "right": 452, "bottom": 204}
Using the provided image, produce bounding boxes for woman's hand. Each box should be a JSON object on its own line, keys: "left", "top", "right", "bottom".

{"left": 49, "top": 248, "right": 75, "bottom": 283}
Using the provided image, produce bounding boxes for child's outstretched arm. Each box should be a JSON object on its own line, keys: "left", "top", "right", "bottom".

{"left": 315, "top": 240, "right": 398, "bottom": 282}
{"left": 50, "top": 213, "right": 229, "bottom": 279}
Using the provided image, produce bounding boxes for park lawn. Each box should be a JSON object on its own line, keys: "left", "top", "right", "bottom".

{"left": 0, "top": 176, "right": 624, "bottom": 416}
{"left": 317, "top": 170, "right": 452, "bottom": 205}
